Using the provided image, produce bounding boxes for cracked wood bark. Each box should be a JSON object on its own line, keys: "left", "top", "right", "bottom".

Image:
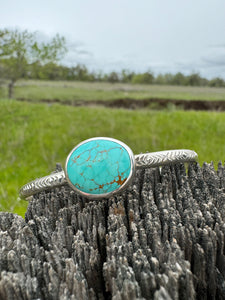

{"left": 0, "top": 162, "right": 225, "bottom": 300}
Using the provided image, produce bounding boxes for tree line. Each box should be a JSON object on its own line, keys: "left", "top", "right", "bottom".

{"left": 25, "top": 63, "right": 225, "bottom": 88}
{"left": 1, "top": 28, "right": 225, "bottom": 98}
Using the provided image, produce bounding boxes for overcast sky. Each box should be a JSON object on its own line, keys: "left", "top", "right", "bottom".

{"left": 1, "top": 0, "right": 225, "bottom": 78}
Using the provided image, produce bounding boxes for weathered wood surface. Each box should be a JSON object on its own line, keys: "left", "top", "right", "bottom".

{"left": 0, "top": 162, "right": 225, "bottom": 300}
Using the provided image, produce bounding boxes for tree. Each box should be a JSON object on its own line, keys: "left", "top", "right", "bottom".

{"left": 71, "top": 64, "right": 90, "bottom": 81}
{"left": 121, "top": 69, "right": 135, "bottom": 83}
{"left": 209, "top": 77, "right": 225, "bottom": 87}
{"left": 132, "top": 71, "right": 154, "bottom": 84}
{"left": 107, "top": 71, "right": 120, "bottom": 83}
{"left": 171, "top": 72, "right": 186, "bottom": 86}
{"left": 186, "top": 73, "right": 203, "bottom": 86}
{"left": 0, "top": 28, "right": 67, "bottom": 98}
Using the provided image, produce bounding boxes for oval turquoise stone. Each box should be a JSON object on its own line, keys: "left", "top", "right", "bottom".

{"left": 66, "top": 139, "right": 132, "bottom": 196}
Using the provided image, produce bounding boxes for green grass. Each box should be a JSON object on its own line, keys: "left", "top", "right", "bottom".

{"left": 0, "top": 99, "right": 225, "bottom": 218}
{"left": 1, "top": 79, "right": 225, "bottom": 101}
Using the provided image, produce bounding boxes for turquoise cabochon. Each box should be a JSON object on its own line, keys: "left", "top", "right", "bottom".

{"left": 66, "top": 138, "right": 132, "bottom": 195}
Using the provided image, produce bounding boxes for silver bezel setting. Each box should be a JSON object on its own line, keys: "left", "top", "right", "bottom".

{"left": 65, "top": 137, "right": 136, "bottom": 199}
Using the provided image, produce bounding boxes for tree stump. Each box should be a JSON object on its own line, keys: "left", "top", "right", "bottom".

{"left": 0, "top": 162, "right": 225, "bottom": 299}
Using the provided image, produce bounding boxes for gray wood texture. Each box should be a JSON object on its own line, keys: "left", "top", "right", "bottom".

{"left": 0, "top": 162, "right": 225, "bottom": 300}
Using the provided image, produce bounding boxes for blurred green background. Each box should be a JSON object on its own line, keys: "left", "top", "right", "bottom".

{"left": 1, "top": 92, "right": 224, "bottom": 217}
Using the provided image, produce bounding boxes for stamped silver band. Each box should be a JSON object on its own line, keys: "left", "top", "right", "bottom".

{"left": 19, "top": 148, "right": 197, "bottom": 200}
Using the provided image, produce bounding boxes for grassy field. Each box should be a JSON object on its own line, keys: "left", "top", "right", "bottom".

{"left": 1, "top": 80, "right": 225, "bottom": 101}
{"left": 0, "top": 99, "right": 225, "bottom": 218}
